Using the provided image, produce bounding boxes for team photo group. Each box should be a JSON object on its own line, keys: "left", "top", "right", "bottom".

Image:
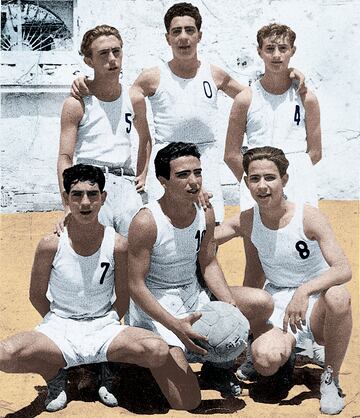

{"left": 0, "top": 2, "right": 353, "bottom": 416}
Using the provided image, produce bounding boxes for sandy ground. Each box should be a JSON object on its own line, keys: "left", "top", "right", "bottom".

{"left": 0, "top": 201, "right": 358, "bottom": 418}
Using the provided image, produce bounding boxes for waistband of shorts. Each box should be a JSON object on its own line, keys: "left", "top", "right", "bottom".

{"left": 77, "top": 158, "right": 135, "bottom": 177}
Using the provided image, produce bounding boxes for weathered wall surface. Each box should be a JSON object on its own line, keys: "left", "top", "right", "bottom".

{"left": 1, "top": 0, "right": 359, "bottom": 212}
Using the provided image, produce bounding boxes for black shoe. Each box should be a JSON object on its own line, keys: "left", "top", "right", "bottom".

{"left": 269, "top": 351, "right": 295, "bottom": 397}
{"left": 200, "top": 362, "right": 241, "bottom": 398}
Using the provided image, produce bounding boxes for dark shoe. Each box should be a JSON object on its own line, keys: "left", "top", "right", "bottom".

{"left": 200, "top": 362, "right": 241, "bottom": 398}
{"left": 45, "top": 369, "right": 67, "bottom": 412}
{"left": 98, "top": 363, "right": 118, "bottom": 407}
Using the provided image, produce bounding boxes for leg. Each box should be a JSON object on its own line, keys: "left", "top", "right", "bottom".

{"left": 311, "top": 285, "right": 352, "bottom": 377}
{"left": 107, "top": 328, "right": 200, "bottom": 410}
{"left": 230, "top": 286, "right": 274, "bottom": 338}
{"left": 0, "top": 331, "right": 65, "bottom": 381}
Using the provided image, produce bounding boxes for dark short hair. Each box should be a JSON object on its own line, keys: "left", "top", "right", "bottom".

{"left": 63, "top": 164, "right": 105, "bottom": 194}
{"left": 155, "top": 142, "right": 201, "bottom": 180}
{"left": 243, "top": 146, "right": 289, "bottom": 177}
{"left": 80, "top": 24, "right": 122, "bottom": 57}
{"left": 257, "top": 23, "right": 296, "bottom": 48}
{"left": 164, "top": 2, "right": 202, "bottom": 32}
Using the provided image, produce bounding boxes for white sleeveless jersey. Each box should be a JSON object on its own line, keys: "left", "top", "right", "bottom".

{"left": 47, "top": 226, "right": 116, "bottom": 319}
{"left": 251, "top": 203, "right": 329, "bottom": 288}
{"left": 149, "top": 61, "right": 218, "bottom": 145}
{"left": 75, "top": 87, "right": 133, "bottom": 167}
{"left": 246, "top": 80, "right": 307, "bottom": 154}
{"left": 145, "top": 200, "right": 206, "bottom": 289}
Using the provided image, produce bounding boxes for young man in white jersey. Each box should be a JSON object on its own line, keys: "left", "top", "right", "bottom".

{"left": 224, "top": 23, "right": 323, "bottom": 368}
{"left": 127, "top": 142, "right": 274, "bottom": 404}
{"left": 225, "top": 23, "right": 321, "bottom": 210}
{"left": 71, "top": 4, "right": 305, "bottom": 224}
{"left": 216, "top": 146, "right": 352, "bottom": 415}
{"left": 58, "top": 24, "right": 150, "bottom": 236}
{"left": 0, "top": 164, "right": 191, "bottom": 413}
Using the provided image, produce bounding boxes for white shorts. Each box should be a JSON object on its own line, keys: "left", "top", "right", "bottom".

{"left": 265, "top": 282, "right": 320, "bottom": 345}
{"left": 99, "top": 173, "right": 145, "bottom": 237}
{"left": 146, "top": 142, "right": 224, "bottom": 222}
{"left": 129, "top": 279, "right": 211, "bottom": 351}
{"left": 36, "top": 310, "right": 127, "bottom": 369}
{"left": 240, "top": 152, "right": 318, "bottom": 211}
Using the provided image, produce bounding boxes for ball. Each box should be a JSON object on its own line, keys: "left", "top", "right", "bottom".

{"left": 191, "top": 301, "right": 249, "bottom": 364}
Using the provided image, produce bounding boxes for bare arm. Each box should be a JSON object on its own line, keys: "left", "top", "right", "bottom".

{"left": 243, "top": 237, "right": 266, "bottom": 288}
{"left": 128, "top": 210, "right": 207, "bottom": 354}
{"left": 214, "top": 214, "right": 241, "bottom": 245}
{"left": 129, "top": 68, "right": 159, "bottom": 192}
{"left": 113, "top": 234, "right": 130, "bottom": 320}
{"left": 283, "top": 205, "right": 351, "bottom": 331}
{"left": 198, "top": 208, "right": 236, "bottom": 305}
{"left": 211, "top": 64, "right": 246, "bottom": 98}
{"left": 302, "top": 89, "right": 322, "bottom": 165}
{"left": 57, "top": 97, "right": 84, "bottom": 206}
{"left": 224, "top": 89, "right": 252, "bottom": 181}
{"left": 29, "top": 234, "right": 58, "bottom": 317}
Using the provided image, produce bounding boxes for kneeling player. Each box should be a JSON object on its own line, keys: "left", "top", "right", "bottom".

{"left": 127, "top": 142, "right": 273, "bottom": 405}
{"left": 0, "top": 164, "right": 186, "bottom": 412}
{"left": 216, "top": 146, "right": 352, "bottom": 415}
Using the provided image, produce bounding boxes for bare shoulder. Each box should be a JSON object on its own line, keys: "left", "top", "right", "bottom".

{"left": 300, "top": 88, "right": 319, "bottom": 106}
{"left": 128, "top": 208, "right": 157, "bottom": 246}
{"left": 114, "top": 232, "right": 128, "bottom": 254}
{"left": 132, "top": 66, "right": 160, "bottom": 96}
{"left": 36, "top": 233, "right": 59, "bottom": 256}
{"left": 303, "top": 204, "right": 330, "bottom": 240}
{"left": 234, "top": 87, "right": 252, "bottom": 107}
{"left": 61, "top": 96, "right": 84, "bottom": 120}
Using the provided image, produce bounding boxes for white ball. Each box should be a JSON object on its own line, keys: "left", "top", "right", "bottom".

{"left": 191, "top": 301, "right": 249, "bottom": 364}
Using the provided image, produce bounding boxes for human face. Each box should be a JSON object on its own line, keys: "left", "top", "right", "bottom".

{"left": 245, "top": 159, "right": 288, "bottom": 208}
{"left": 64, "top": 181, "right": 105, "bottom": 224}
{"left": 258, "top": 35, "right": 295, "bottom": 73}
{"left": 85, "top": 35, "right": 122, "bottom": 77}
{"left": 161, "top": 155, "right": 202, "bottom": 202}
{"left": 165, "top": 16, "right": 202, "bottom": 60}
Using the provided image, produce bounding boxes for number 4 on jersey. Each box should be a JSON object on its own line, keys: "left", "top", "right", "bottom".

{"left": 294, "top": 105, "right": 301, "bottom": 126}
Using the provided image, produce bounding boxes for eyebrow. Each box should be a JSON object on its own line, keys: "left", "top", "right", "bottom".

{"left": 171, "top": 25, "right": 196, "bottom": 30}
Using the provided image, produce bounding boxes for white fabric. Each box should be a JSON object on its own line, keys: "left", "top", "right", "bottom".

{"left": 251, "top": 203, "right": 329, "bottom": 288}
{"left": 265, "top": 282, "right": 319, "bottom": 344}
{"left": 147, "top": 61, "right": 224, "bottom": 222}
{"left": 75, "top": 87, "right": 133, "bottom": 167}
{"left": 47, "top": 226, "right": 116, "bottom": 319}
{"left": 240, "top": 80, "right": 318, "bottom": 210}
{"left": 129, "top": 200, "right": 211, "bottom": 349}
{"left": 36, "top": 310, "right": 127, "bottom": 369}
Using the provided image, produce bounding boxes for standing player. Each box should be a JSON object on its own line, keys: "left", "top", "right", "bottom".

{"left": 127, "top": 142, "right": 274, "bottom": 401}
{"left": 71, "top": 3, "right": 305, "bottom": 224}
{"left": 224, "top": 23, "right": 323, "bottom": 367}
{"left": 216, "top": 146, "right": 352, "bottom": 415}
{"left": 224, "top": 23, "right": 321, "bottom": 210}
{"left": 0, "top": 164, "right": 190, "bottom": 412}
{"left": 58, "top": 24, "right": 150, "bottom": 236}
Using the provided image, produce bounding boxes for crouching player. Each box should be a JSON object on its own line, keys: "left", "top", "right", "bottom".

{"left": 216, "top": 146, "right": 352, "bottom": 415}
{"left": 0, "top": 164, "right": 187, "bottom": 412}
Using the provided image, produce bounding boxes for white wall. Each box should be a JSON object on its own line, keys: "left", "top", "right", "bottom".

{"left": 1, "top": 0, "right": 359, "bottom": 212}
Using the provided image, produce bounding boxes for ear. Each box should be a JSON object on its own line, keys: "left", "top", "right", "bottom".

{"left": 281, "top": 173, "right": 289, "bottom": 187}
{"left": 257, "top": 47, "right": 262, "bottom": 58}
{"left": 158, "top": 176, "right": 167, "bottom": 189}
{"left": 198, "top": 31, "right": 202, "bottom": 42}
{"left": 290, "top": 46, "right": 296, "bottom": 57}
{"left": 84, "top": 56, "right": 93, "bottom": 68}
{"left": 63, "top": 191, "right": 69, "bottom": 206}
{"left": 165, "top": 33, "right": 171, "bottom": 46}
{"left": 101, "top": 191, "right": 107, "bottom": 205}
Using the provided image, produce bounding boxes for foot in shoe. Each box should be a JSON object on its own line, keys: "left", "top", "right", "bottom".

{"left": 320, "top": 366, "right": 344, "bottom": 415}
{"left": 45, "top": 369, "right": 68, "bottom": 412}
{"left": 201, "top": 362, "right": 241, "bottom": 397}
{"left": 98, "top": 363, "right": 118, "bottom": 407}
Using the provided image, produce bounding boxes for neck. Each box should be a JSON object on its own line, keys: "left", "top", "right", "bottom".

{"left": 159, "top": 195, "right": 196, "bottom": 228}
{"left": 258, "top": 199, "right": 288, "bottom": 222}
{"left": 260, "top": 72, "right": 292, "bottom": 94}
{"left": 168, "top": 57, "right": 200, "bottom": 79}
{"left": 90, "top": 77, "right": 121, "bottom": 101}
{"left": 67, "top": 219, "right": 104, "bottom": 243}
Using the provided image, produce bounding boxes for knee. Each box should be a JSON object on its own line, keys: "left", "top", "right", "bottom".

{"left": 0, "top": 340, "right": 27, "bottom": 370}
{"left": 323, "top": 286, "right": 351, "bottom": 315}
{"left": 252, "top": 337, "right": 290, "bottom": 376}
{"left": 142, "top": 338, "right": 169, "bottom": 368}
